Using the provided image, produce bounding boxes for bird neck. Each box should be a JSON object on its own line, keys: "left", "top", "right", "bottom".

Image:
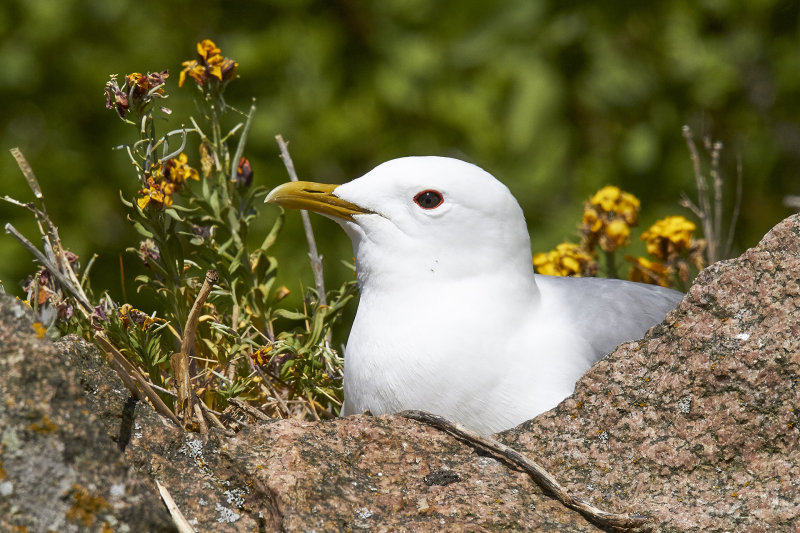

{"left": 353, "top": 243, "right": 540, "bottom": 305}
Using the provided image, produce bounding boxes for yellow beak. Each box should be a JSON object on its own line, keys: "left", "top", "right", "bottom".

{"left": 264, "top": 181, "right": 372, "bottom": 221}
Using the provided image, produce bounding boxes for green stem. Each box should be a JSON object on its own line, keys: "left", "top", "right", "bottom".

{"left": 604, "top": 250, "right": 619, "bottom": 279}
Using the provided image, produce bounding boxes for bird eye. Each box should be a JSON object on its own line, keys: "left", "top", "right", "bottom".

{"left": 413, "top": 190, "right": 444, "bottom": 209}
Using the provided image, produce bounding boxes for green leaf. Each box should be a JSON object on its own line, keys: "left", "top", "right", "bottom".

{"left": 163, "top": 208, "right": 185, "bottom": 222}
{"left": 131, "top": 220, "right": 154, "bottom": 238}
{"left": 260, "top": 211, "right": 285, "bottom": 252}
{"left": 273, "top": 309, "right": 308, "bottom": 321}
{"left": 119, "top": 191, "right": 134, "bottom": 208}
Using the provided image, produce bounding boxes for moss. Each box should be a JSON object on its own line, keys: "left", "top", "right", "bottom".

{"left": 65, "top": 484, "right": 110, "bottom": 527}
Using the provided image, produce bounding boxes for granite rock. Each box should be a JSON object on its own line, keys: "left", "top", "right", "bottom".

{"left": 1, "top": 214, "right": 798, "bottom": 532}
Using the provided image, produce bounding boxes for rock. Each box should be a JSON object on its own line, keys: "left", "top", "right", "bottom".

{"left": 0, "top": 214, "right": 798, "bottom": 532}
{"left": 0, "top": 299, "right": 175, "bottom": 532}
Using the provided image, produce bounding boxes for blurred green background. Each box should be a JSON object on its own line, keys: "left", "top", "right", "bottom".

{"left": 1, "top": 0, "right": 798, "bottom": 313}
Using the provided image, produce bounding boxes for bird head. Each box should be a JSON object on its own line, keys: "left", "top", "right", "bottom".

{"left": 266, "top": 156, "right": 534, "bottom": 291}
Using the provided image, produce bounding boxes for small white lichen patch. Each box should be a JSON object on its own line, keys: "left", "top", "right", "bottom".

{"left": 598, "top": 431, "right": 609, "bottom": 444}
{"left": 0, "top": 481, "right": 13, "bottom": 497}
{"left": 181, "top": 437, "right": 211, "bottom": 474}
{"left": 11, "top": 303, "right": 27, "bottom": 318}
{"left": 356, "top": 507, "right": 373, "bottom": 519}
{"left": 224, "top": 487, "right": 247, "bottom": 508}
{"left": 215, "top": 503, "right": 241, "bottom": 523}
{"left": 735, "top": 332, "right": 750, "bottom": 341}
{"left": 678, "top": 396, "right": 692, "bottom": 414}
{"left": 110, "top": 482, "right": 126, "bottom": 499}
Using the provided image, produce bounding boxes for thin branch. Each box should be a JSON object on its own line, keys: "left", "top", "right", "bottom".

{"left": 724, "top": 155, "right": 744, "bottom": 258}
{"left": 196, "top": 400, "right": 233, "bottom": 435}
{"left": 228, "top": 397, "right": 271, "bottom": 421}
{"left": 400, "top": 410, "right": 650, "bottom": 531}
{"left": 4, "top": 223, "right": 92, "bottom": 312}
{"left": 10, "top": 147, "right": 42, "bottom": 199}
{"left": 244, "top": 345, "right": 289, "bottom": 418}
{"left": 193, "top": 402, "right": 209, "bottom": 434}
{"left": 682, "top": 126, "right": 716, "bottom": 263}
{"left": 275, "top": 134, "right": 327, "bottom": 307}
{"left": 710, "top": 140, "right": 724, "bottom": 254}
{"left": 172, "top": 270, "right": 218, "bottom": 422}
{"left": 156, "top": 480, "right": 196, "bottom": 533}
{"left": 95, "top": 334, "right": 182, "bottom": 427}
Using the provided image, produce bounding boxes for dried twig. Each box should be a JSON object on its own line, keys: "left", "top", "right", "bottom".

{"left": 193, "top": 403, "right": 209, "bottom": 434}
{"left": 5, "top": 148, "right": 93, "bottom": 313}
{"left": 4, "top": 223, "right": 93, "bottom": 312}
{"left": 95, "top": 334, "right": 182, "bottom": 427}
{"left": 275, "top": 134, "right": 327, "bottom": 306}
{"left": 196, "top": 399, "right": 232, "bottom": 435}
{"left": 229, "top": 397, "right": 271, "bottom": 422}
{"left": 400, "top": 410, "right": 650, "bottom": 531}
{"left": 725, "top": 155, "right": 744, "bottom": 258}
{"left": 681, "top": 126, "right": 716, "bottom": 262}
{"left": 680, "top": 126, "right": 743, "bottom": 264}
{"left": 156, "top": 480, "right": 195, "bottom": 533}
{"left": 171, "top": 269, "right": 218, "bottom": 423}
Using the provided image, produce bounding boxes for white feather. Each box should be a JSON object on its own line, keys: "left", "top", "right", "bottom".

{"left": 325, "top": 156, "right": 680, "bottom": 434}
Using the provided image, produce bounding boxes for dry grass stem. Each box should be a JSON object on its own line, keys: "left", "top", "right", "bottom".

{"left": 172, "top": 269, "right": 218, "bottom": 423}
{"left": 156, "top": 480, "right": 196, "bottom": 533}
{"left": 680, "top": 126, "right": 742, "bottom": 264}
{"left": 95, "top": 334, "right": 182, "bottom": 427}
{"left": 228, "top": 397, "right": 271, "bottom": 421}
{"left": 400, "top": 410, "right": 650, "bottom": 530}
{"left": 275, "top": 134, "right": 328, "bottom": 307}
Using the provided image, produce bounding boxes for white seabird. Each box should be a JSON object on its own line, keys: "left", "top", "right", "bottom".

{"left": 266, "top": 156, "right": 682, "bottom": 434}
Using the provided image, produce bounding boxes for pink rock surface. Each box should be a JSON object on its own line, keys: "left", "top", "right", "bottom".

{"left": 1, "top": 214, "right": 798, "bottom": 532}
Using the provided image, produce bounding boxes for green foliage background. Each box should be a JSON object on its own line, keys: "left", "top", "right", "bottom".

{"left": 1, "top": 0, "right": 798, "bottom": 313}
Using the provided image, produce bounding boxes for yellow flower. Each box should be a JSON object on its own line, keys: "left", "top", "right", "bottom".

{"left": 119, "top": 304, "right": 166, "bottom": 329}
{"left": 105, "top": 71, "right": 169, "bottom": 119}
{"left": 137, "top": 155, "right": 198, "bottom": 209}
{"left": 197, "top": 39, "right": 221, "bottom": 61}
{"left": 32, "top": 322, "right": 47, "bottom": 339}
{"left": 533, "top": 243, "right": 597, "bottom": 277}
{"left": 581, "top": 186, "right": 640, "bottom": 254}
{"left": 589, "top": 186, "right": 622, "bottom": 212}
{"left": 179, "top": 39, "right": 238, "bottom": 88}
{"left": 641, "top": 216, "right": 696, "bottom": 260}
{"left": 137, "top": 177, "right": 172, "bottom": 209}
{"left": 600, "top": 218, "right": 631, "bottom": 252}
{"left": 251, "top": 346, "right": 273, "bottom": 366}
{"left": 581, "top": 207, "right": 603, "bottom": 233}
{"left": 588, "top": 186, "right": 640, "bottom": 225}
{"left": 164, "top": 153, "right": 199, "bottom": 184}
{"left": 626, "top": 256, "right": 671, "bottom": 287}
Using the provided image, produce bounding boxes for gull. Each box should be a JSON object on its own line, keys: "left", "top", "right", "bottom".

{"left": 266, "top": 156, "right": 682, "bottom": 434}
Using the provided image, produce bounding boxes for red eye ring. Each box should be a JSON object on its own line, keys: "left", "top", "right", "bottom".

{"left": 414, "top": 189, "right": 444, "bottom": 209}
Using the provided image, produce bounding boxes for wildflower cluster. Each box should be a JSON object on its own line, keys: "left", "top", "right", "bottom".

{"left": 104, "top": 71, "right": 169, "bottom": 121}
{"left": 137, "top": 153, "right": 200, "bottom": 209}
{"left": 100, "top": 39, "right": 355, "bottom": 425}
{"left": 632, "top": 216, "right": 705, "bottom": 286}
{"left": 534, "top": 185, "right": 705, "bottom": 290}
{"left": 581, "top": 186, "right": 640, "bottom": 253}
{"left": 118, "top": 303, "right": 167, "bottom": 330}
{"left": 4, "top": 38, "right": 358, "bottom": 434}
{"left": 20, "top": 252, "right": 80, "bottom": 331}
{"left": 642, "top": 216, "right": 697, "bottom": 260}
{"left": 533, "top": 243, "right": 596, "bottom": 277}
{"left": 179, "top": 39, "right": 238, "bottom": 89}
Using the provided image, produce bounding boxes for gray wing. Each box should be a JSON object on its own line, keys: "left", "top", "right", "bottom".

{"left": 535, "top": 274, "right": 683, "bottom": 359}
